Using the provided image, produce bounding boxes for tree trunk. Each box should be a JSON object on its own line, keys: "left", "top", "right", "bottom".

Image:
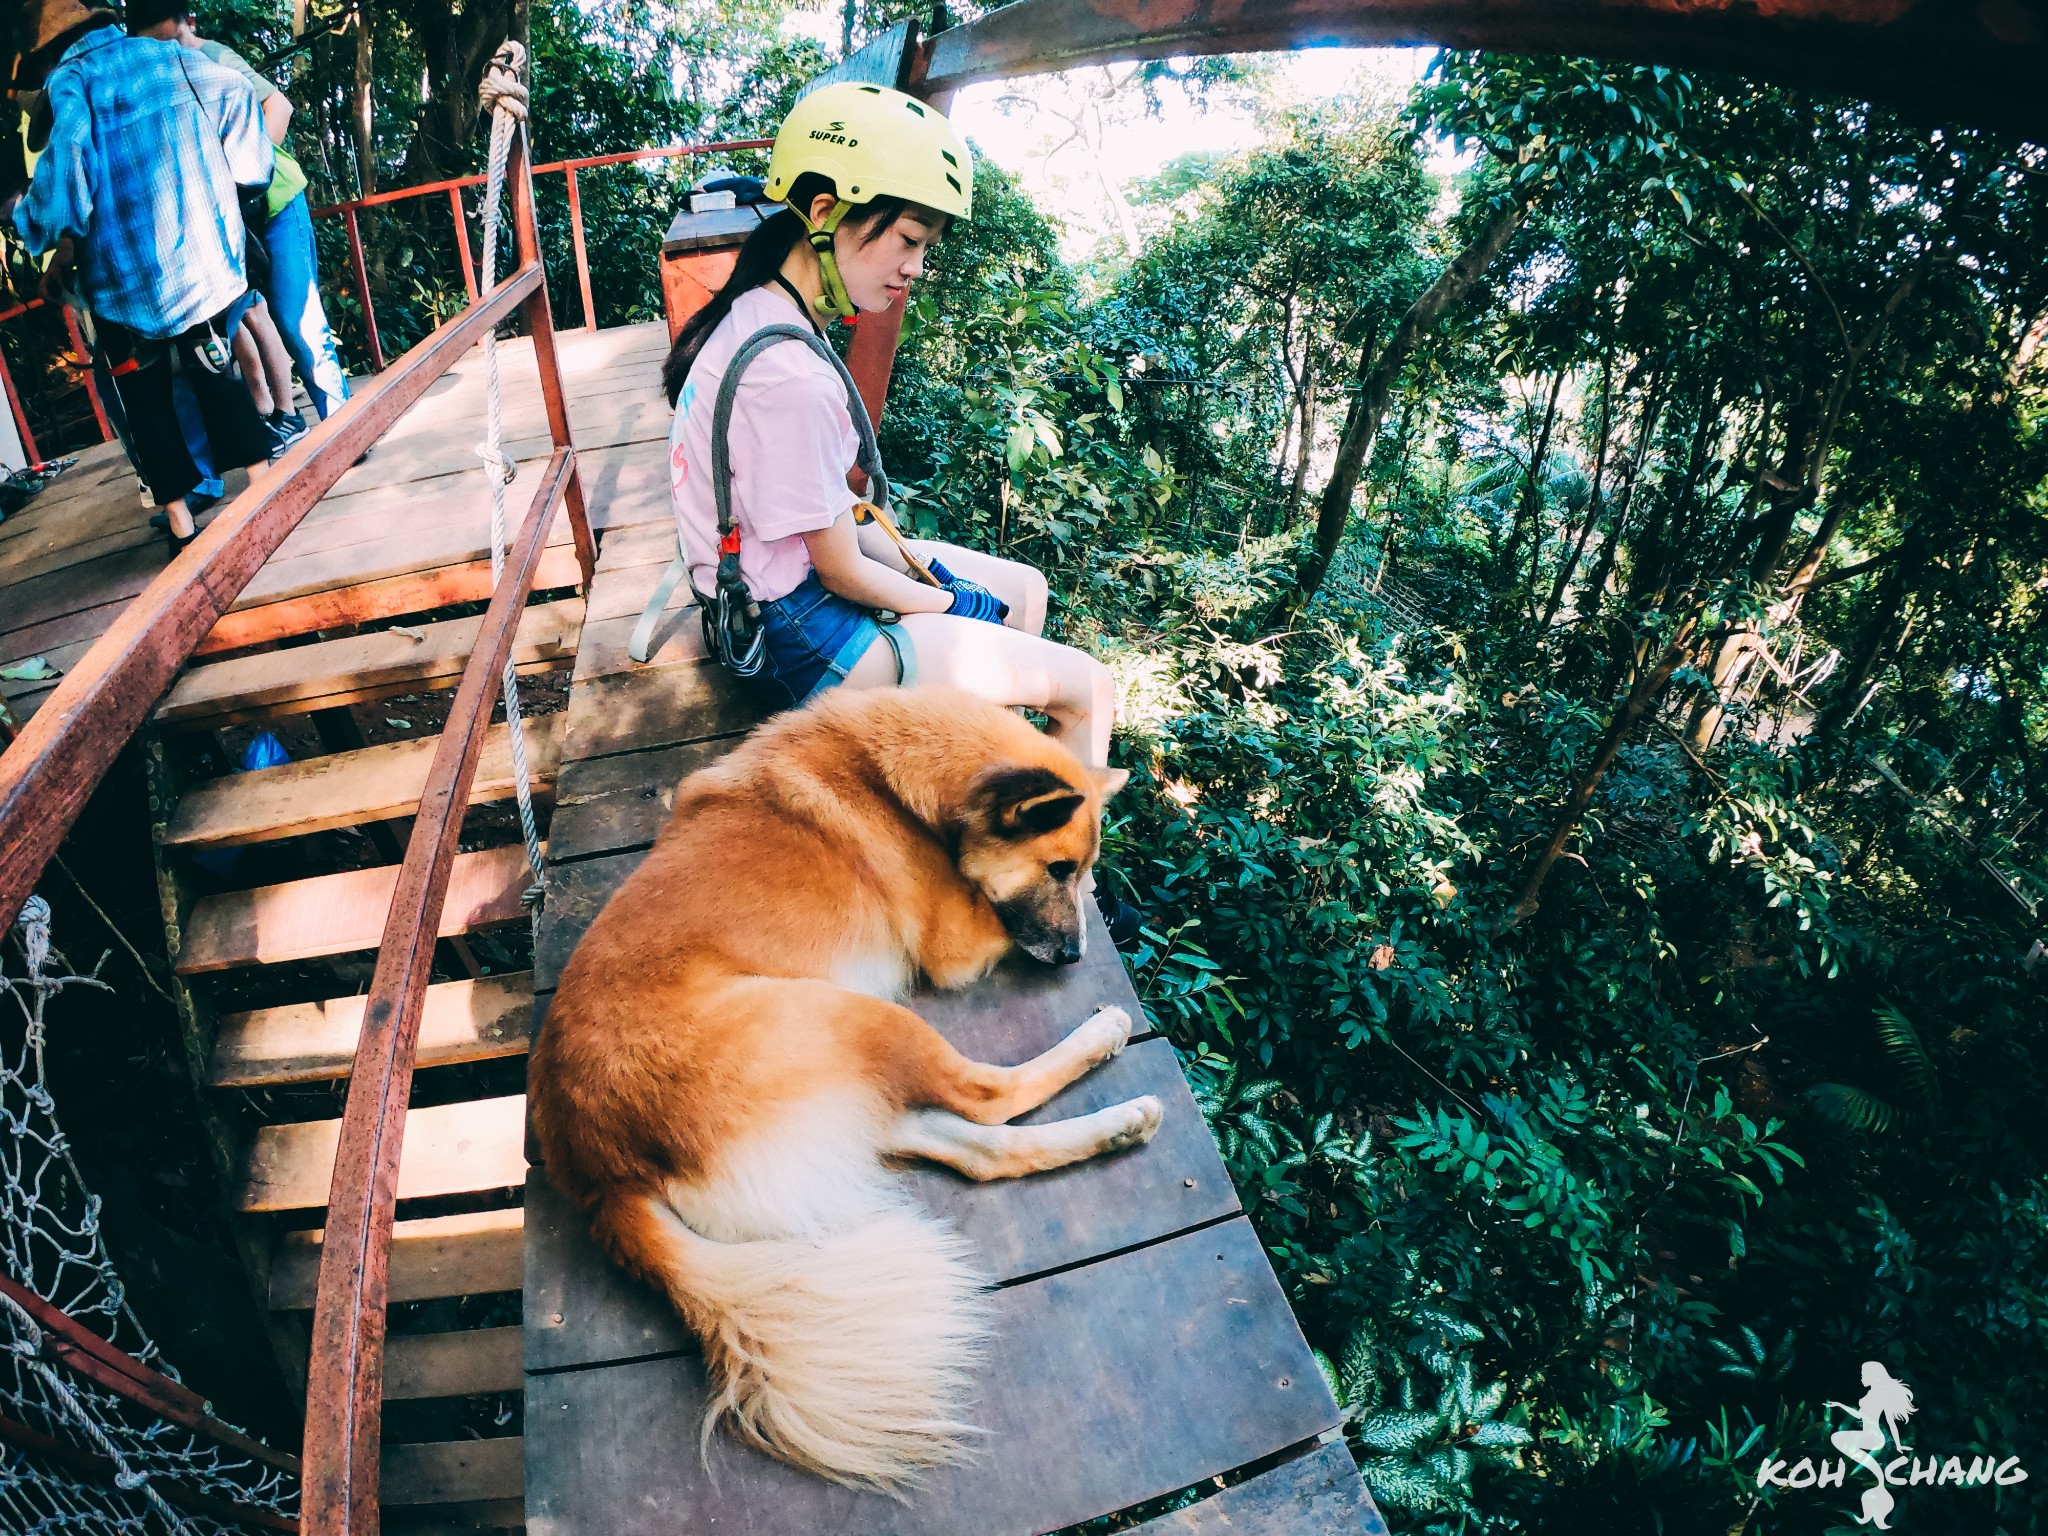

{"left": 1510, "top": 608, "right": 1707, "bottom": 922}
{"left": 350, "top": 0, "right": 375, "bottom": 196}
{"left": 1291, "top": 192, "right": 1530, "bottom": 609}
{"left": 1571, "top": 367, "right": 1665, "bottom": 647}
{"left": 1505, "top": 369, "right": 1564, "bottom": 588}
{"left": 1542, "top": 345, "right": 1615, "bottom": 628}
{"left": 396, "top": 0, "right": 522, "bottom": 187}
{"left": 1283, "top": 356, "right": 1317, "bottom": 532}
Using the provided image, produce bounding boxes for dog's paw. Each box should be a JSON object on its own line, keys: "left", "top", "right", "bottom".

{"left": 1101, "top": 1095, "right": 1163, "bottom": 1153}
{"left": 1073, "top": 1005, "right": 1133, "bottom": 1065}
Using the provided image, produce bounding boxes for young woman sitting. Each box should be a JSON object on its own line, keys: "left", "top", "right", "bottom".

{"left": 659, "top": 83, "right": 1116, "bottom": 769}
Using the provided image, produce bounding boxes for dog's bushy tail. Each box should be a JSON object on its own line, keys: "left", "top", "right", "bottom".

{"left": 593, "top": 1189, "right": 991, "bottom": 1487}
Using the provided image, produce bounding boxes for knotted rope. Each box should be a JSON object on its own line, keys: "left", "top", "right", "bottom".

{"left": 475, "top": 41, "right": 545, "bottom": 907}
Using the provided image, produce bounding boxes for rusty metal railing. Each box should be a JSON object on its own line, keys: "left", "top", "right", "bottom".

{"left": 311, "top": 136, "right": 772, "bottom": 371}
{"left": 0, "top": 118, "right": 594, "bottom": 1536}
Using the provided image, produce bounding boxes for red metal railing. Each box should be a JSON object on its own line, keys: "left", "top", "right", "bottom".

{"left": 0, "top": 118, "right": 593, "bottom": 1535}
{"left": 310, "top": 136, "right": 772, "bottom": 371}
{"left": 0, "top": 295, "right": 115, "bottom": 461}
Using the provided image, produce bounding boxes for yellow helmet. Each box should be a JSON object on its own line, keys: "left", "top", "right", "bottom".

{"left": 766, "top": 82, "right": 973, "bottom": 221}
{"left": 764, "top": 82, "right": 973, "bottom": 319}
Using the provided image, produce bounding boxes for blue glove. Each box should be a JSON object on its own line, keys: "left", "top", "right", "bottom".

{"left": 945, "top": 576, "right": 1010, "bottom": 625}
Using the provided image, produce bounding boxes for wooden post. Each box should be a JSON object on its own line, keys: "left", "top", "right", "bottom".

{"left": 343, "top": 207, "right": 386, "bottom": 372}
{"left": 514, "top": 129, "right": 598, "bottom": 588}
{"left": 566, "top": 166, "right": 597, "bottom": 330}
{"left": 449, "top": 186, "right": 479, "bottom": 302}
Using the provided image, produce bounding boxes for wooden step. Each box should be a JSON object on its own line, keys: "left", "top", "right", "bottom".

{"left": 384, "top": 1436, "right": 524, "bottom": 1506}
{"left": 156, "top": 597, "right": 583, "bottom": 727}
{"left": 387, "top": 1327, "right": 525, "bottom": 1401}
{"left": 167, "top": 719, "right": 562, "bottom": 850}
{"left": 210, "top": 973, "right": 535, "bottom": 1088}
{"left": 176, "top": 844, "right": 536, "bottom": 975}
{"left": 238, "top": 1095, "right": 528, "bottom": 1214}
{"left": 270, "top": 1207, "right": 524, "bottom": 1309}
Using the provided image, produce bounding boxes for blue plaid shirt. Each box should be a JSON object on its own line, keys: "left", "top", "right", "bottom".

{"left": 13, "top": 29, "right": 273, "bottom": 339}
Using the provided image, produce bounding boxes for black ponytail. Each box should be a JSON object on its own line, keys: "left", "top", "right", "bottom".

{"left": 659, "top": 172, "right": 926, "bottom": 405}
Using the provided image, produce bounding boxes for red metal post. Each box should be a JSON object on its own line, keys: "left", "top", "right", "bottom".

{"left": 565, "top": 166, "right": 597, "bottom": 330}
{"left": 298, "top": 447, "right": 573, "bottom": 1536}
{"left": 513, "top": 130, "right": 598, "bottom": 588}
{"left": 59, "top": 307, "right": 113, "bottom": 443}
{"left": 0, "top": 340, "right": 39, "bottom": 467}
{"left": 449, "top": 185, "right": 479, "bottom": 303}
{"left": 343, "top": 207, "right": 385, "bottom": 372}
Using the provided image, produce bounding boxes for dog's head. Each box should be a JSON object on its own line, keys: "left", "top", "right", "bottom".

{"left": 955, "top": 762, "right": 1129, "bottom": 965}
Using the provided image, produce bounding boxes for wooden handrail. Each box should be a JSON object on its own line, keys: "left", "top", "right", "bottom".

{"left": 0, "top": 259, "right": 542, "bottom": 932}
{"left": 297, "top": 121, "right": 589, "bottom": 1536}
{"left": 298, "top": 451, "right": 572, "bottom": 1535}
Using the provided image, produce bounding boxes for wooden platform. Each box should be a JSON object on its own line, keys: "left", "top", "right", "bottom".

{"left": 7, "top": 314, "right": 1381, "bottom": 1532}
{"left": 521, "top": 541, "right": 1383, "bottom": 1533}
{"left": 0, "top": 324, "right": 667, "bottom": 726}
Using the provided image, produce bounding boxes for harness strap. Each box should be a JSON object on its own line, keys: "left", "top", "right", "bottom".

{"left": 630, "top": 320, "right": 896, "bottom": 666}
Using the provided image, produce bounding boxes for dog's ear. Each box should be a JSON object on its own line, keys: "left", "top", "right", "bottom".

{"left": 968, "top": 765, "right": 1086, "bottom": 839}
{"left": 1092, "top": 766, "right": 1129, "bottom": 800}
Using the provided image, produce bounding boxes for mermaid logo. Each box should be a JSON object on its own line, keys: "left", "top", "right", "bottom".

{"left": 1755, "top": 1362, "right": 2027, "bottom": 1526}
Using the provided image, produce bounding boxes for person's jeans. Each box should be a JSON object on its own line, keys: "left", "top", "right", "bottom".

{"left": 262, "top": 193, "right": 350, "bottom": 419}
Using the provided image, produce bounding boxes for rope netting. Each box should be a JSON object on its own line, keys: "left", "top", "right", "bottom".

{"left": 0, "top": 897, "right": 299, "bottom": 1533}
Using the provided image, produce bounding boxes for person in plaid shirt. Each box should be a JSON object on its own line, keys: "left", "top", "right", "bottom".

{"left": 12, "top": 1, "right": 277, "bottom": 551}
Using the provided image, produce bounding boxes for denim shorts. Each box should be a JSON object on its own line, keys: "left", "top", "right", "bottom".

{"left": 754, "top": 573, "right": 907, "bottom": 710}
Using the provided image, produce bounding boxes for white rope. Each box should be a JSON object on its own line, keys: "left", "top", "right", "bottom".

{"left": 475, "top": 42, "right": 546, "bottom": 905}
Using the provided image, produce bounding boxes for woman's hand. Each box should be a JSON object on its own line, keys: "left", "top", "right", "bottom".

{"left": 928, "top": 562, "right": 1009, "bottom": 624}
{"left": 803, "top": 511, "right": 954, "bottom": 615}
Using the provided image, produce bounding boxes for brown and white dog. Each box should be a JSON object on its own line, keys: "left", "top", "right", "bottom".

{"left": 528, "top": 686, "right": 1162, "bottom": 1487}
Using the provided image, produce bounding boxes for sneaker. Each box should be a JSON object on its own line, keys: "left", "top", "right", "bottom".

{"left": 267, "top": 409, "right": 309, "bottom": 457}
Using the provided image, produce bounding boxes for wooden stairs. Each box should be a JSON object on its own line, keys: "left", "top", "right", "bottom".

{"left": 148, "top": 586, "right": 575, "bottom": 1534}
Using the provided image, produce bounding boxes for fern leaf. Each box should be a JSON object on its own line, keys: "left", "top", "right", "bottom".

{"left": 1804, "top": 1082, "right": 1899, "bottom": 1134}
{"left": 1875, "top": 1000, "right": 1940, "bottom": 1112}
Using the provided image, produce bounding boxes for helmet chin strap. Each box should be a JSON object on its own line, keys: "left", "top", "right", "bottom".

{"left": 796, "top": 199, "right": 859, "bottom": 320}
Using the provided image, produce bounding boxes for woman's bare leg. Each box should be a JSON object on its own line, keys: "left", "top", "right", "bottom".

{"left": 231, "top": 327, "right": 273, "bottom": 415}
{"left": 241, "top": 299, "right": 298, "bottom": 419}
{"left": 906, "top": 540, "right": 1048, "bottom": 635}
{"left": 842, "top": 614, "right": 1114, "bottom": 766}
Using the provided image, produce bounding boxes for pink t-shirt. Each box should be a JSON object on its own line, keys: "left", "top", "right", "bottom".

{"left": 667, "top": 286, "right": 859, "bottom": 604}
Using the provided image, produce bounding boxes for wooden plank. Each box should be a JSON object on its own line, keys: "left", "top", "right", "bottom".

{"left": 168, "top": 717, "right": 562, "bottom": 849}
{"left": 383, "top": 1437, "right": 524, "bottom": 1507}
{"left": 1125, "top": 1442, "right": 1386, "bottom": 1535}
{"left": 176, "top": 843, "right": 536, "bottom": 974}
{"left": 198, "top": 543, "right": 586, "bottom": 657}
{"left": 156, "top": 598, "right": 582, "bottom": 726}
{"left": 384, "top": 1497, "right": 526, "bottom": 1535}
{"left": 237, "top": 1094, "right": 528, "bottom": 1213}
{"left": 0, "top": 537, "right": 167, "bottom": 636}
{"left": 385, "top": 1327, "right": 525, "bottom": 1401}
{"left": 271, "top": 1207, "right": 525, "bottom": 1309}
{"left": 522, "top": 1218, "right": 1338, "bottom": 1536}
{"left": 524, "top": 1036, "right": 1236, "bottom": 1373}
{"left": 557, "top": 657, "right": 764, "bottom": 764}
{"left": 209, "top": 972, "right": 534, "bottom": 1088}
{"left": 545, "top": 738, "right": 740, "bottom": 864}
{"left": 0, "top": 596, "right": 134, "bottom": 667}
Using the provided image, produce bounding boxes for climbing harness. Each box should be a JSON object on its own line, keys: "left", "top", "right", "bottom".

{"left": 629, "top": 324, "right": 932, "bottom": 668}
{"left": 475, "top": 42, "right": 546, "bottom": 907}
